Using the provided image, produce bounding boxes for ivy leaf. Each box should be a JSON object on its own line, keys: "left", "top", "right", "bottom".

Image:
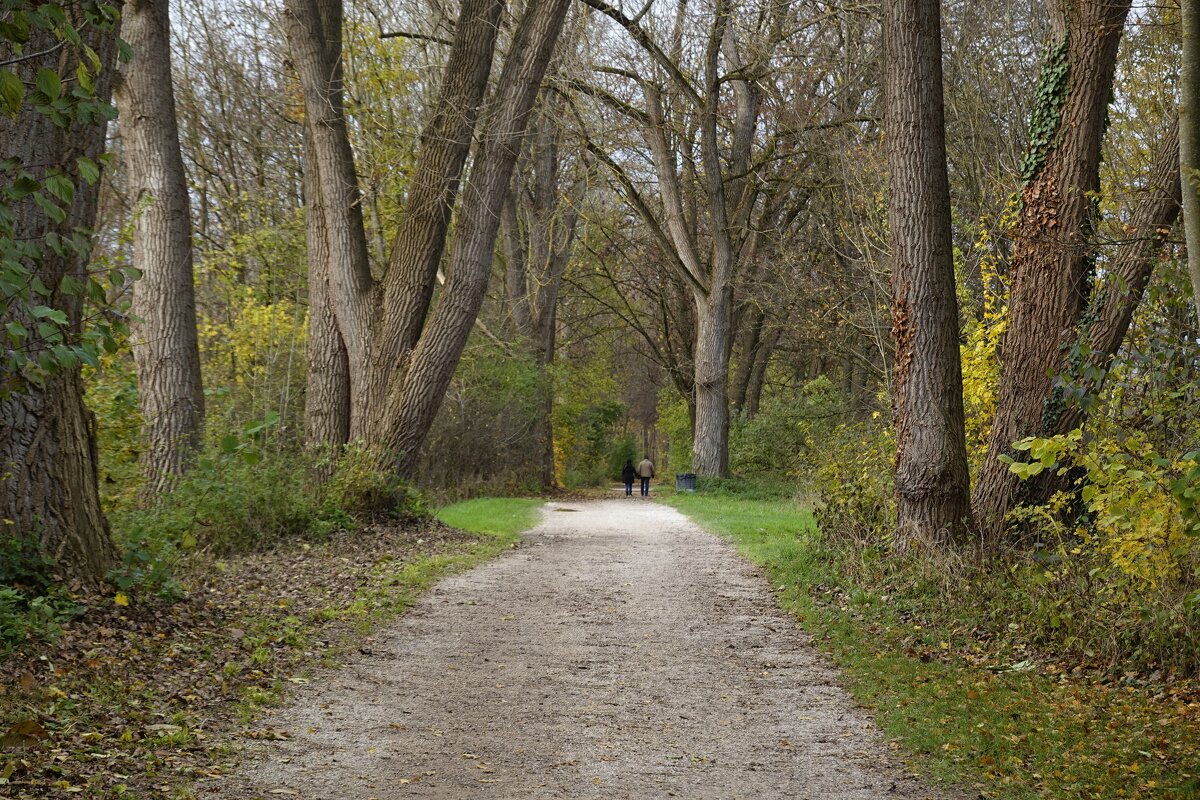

{"left": 43, "top": 173, "right": 74, "bottom": 206}
{"left": 0, "top": 69, "right": 24, "bottom": 115}
{"left": 35, "top": 67, "right": 61, "bottom": 102}
{"left": 116, "top": 37, "right": 134, "bottom": 64}
{"left": 75, "top": 156, "right": 99, "bottom": 186}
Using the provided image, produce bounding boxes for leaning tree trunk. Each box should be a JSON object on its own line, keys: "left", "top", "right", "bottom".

{"left": 116, "top": 0, "right": 205, "bottom": 497}
{"left": 1182, "top": 0, "right": 1200, "bottom": 315}
{"left": 0, "top": 9, "right": 119, "bottom": 582}
{"left": 971, "top": 0, "right": 1131, "bottom": 544}
{"left": 1052, "top": 126, "right": 1181, "bottom": 437}
{"left": 284, "top": 0, "right": 375, "bottom": 437}
{"left": 882, "top": 0, "right": 973, "bottom": 548}
{"left": 379, "top": 0, "right": 572, "bottom": 476}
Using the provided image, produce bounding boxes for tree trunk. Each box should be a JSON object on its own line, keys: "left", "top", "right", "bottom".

{"left": 1182, "top": 0, "right": 1200, "bottom": 315}
{"left": 692, "top": 286, "right": 732, "bottom": 476}
{"left": 744, "top": 324, "right": 780, "bottom": 420}
{"left": 283, "top": 0, "right": 375, "bottom": 435}
{"left": 370, "top": 0, "right": 505, "bottom": 403}
{"left": 0, "top": 9, "right": 119, "bottom": 582}
{"left": 116, "top": 0, "right": 205, "bottom": 497}
{"left": 731, "top": 309, "right": 764, "bottom": 415}
{"left": 972, "top": 0, "right": 1131, "bottom": 544}
{"left": 882, "top": 0, "right": 973, "bottom": 547}
{"left": 303, "top": 128, "right": 351, "bottom": 467}
{"left": 296, "top": 0, "right": 351, "bottom": 467}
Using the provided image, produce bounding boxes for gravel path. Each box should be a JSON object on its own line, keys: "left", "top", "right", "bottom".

{"left": 205, "top": 499, "right": 964, "bottom": 799}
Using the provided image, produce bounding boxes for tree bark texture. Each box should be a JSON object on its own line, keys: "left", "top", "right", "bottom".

{"left": 295, "top": 0, "right": 352, "bottom": 466}
{"left": 303, "top": 127, "right": 351, "bottom": 465}
{"left": 971, "top": 0, "right": 1131, "bottom": 544}
{"left": 882, "top": 0, "right": 973, "bottom": 547}
{"left": 373, "top": 0, "right": 505, "bottom": 380}
{"left": 0, "top": 8, "right": 119, "bottom": 581}
{"left": 1182, "top": 0, "right": 1200, "bottom": 315}
{"left": 691, "top": 286, "right": 733, "bottom": 476}
{"left": 116, "top": 0, "right": 205, "bottom": 497}
{"left": 283, "top": 0, "right": 374, "bottom": 434}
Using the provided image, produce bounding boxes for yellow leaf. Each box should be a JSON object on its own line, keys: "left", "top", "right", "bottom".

{"left": 114, "top": 592, "right": 129, "bottom": 607}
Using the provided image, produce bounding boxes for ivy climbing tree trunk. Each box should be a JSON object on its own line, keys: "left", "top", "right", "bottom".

{"left": 116, "top": 0, "right": 205, "bottom": 497}
{"left": 0, "top": 5, "right": 119, "bottom": 582}
{"left": 882, "top": 0, "right": 973, "bottom": 548}
{"left": 971, "top": 0, "right": 1132, "bottom": 545}
{"left": 1182, "top": 0, "right": 1200, "bottom": 315}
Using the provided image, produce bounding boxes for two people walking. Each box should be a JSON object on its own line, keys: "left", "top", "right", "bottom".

{"left": 622, "top": 456, "right": 655, "bottom": 497}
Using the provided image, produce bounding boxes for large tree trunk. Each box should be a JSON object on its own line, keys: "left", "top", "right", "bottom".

{"left": 368, "top": 0, "right": 506, "bottom": 415}
{"left": 380, "top": 0, "right": 572, "bottom": 476}
{"left": 0, "top": 8, "right": 119, "bottom": 582}
{"left": 116, "top": 0, "right": 205, "bottom": 497}
{"left": 1182, "top": 0, "right": 1200, "bottom": 315}
{"left": 882, "top": 0, "right": 973, "bottom": 547}
{"left": 972, "top": 0, "right": 1131, "bottom": 544}
{"left": 692, "top": 286, "right": 732, "bottom": 476}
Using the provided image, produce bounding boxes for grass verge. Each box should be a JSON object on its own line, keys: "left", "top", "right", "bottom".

{"left": 664, "top": 493, "right": 1200, "bottom": 800}
{"left": 435, "top": 497, "right": 544, "bottom": 538}
{"left": 0, "top": 511, "right": 523, "bottom": 800}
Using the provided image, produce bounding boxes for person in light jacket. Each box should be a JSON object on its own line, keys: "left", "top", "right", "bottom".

{"left": 621, "top": 459, "right": 637, "bottom": 497}
{"left": 636, "top": 456, "right": 655, "bottom": 497}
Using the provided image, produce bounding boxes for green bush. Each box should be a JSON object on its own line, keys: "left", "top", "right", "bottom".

{"left": 116, "top": 451, "right": 344, "bottom": 553}
{"left": 813, "top": 420, "right": 896, "bottom": 547}
{"left": 325, "top": 443, "right": 425, "bottom": 518}
{"left": 692, "top": 475, "right": 798, "bottom": 501}
{"left": 729, "top": 376, "right": 847, "bottom": 480}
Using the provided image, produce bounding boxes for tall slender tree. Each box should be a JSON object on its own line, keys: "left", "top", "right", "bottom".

{"left": 882, "top": 0, "right": 973, "bottom": 547}
{"left": 500, "top": 103, "right": 584, "bottom": 488}
{"left": 296, "top": 0, "right": 351, "bottom": 474}
{"left": 116, "top": 0, "right": 205, "bottom": 496}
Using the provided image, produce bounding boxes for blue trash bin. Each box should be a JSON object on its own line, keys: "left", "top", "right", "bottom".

{"left": 676, "top": 473, "right": 697, "bottom": 492}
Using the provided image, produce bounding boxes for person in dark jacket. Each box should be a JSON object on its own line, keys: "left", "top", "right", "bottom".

{"left": 621, "top": 459, "right": 637, "bottom": 497}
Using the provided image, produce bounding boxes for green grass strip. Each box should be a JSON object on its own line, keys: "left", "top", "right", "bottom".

{"left": 435, "top": 497, "right": 544, "bottom": 540}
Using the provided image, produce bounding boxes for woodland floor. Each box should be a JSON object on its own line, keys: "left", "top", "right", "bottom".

{"left": 202, "top": 500, "right": 963, "bottom": 800}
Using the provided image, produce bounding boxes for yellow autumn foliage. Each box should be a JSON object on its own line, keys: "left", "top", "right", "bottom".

{"left": 197, "top": 287, "right": 307, "bottom": 427}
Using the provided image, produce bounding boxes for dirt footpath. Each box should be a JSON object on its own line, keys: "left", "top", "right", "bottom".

{"left": 205, "top": 500, "right": 963, "bottom": 799}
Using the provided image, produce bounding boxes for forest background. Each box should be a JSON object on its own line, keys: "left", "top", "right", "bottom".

{"left": 1, "top": 0, "right": 1200, "bottom": 795}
